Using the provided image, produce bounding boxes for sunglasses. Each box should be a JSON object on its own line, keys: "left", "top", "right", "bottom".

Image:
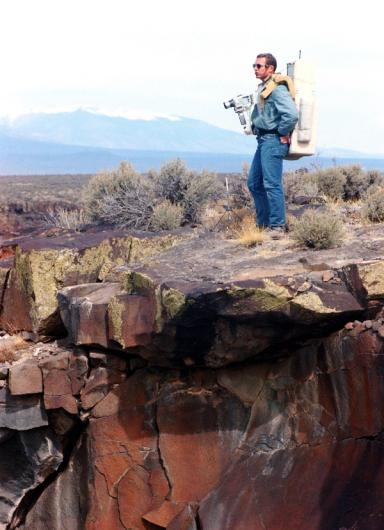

{"left": 252, "top": 63, "right": 269, "bottom": 69}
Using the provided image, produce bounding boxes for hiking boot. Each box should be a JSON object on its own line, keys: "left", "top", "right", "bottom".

{"left": 266, "top": 226, "right": 286, "bottom": 240}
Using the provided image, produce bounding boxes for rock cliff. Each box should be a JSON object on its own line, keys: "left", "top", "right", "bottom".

{"left": 1, "top": 227, "right": 384, "bottom": 530}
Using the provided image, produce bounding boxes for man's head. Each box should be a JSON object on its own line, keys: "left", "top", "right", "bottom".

{"left": 253, "top": 53, "right": 277, "bottom": 81}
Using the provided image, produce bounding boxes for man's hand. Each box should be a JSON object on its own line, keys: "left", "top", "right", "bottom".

{"left": 279, "top": 135, "right": 291, "bottom": 144}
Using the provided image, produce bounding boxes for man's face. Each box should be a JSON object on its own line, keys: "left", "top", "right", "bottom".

{"left": 253, "top": 57, "right": 274, "bottom": 81}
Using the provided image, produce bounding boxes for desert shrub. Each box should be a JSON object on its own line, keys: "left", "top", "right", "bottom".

{"left": 362, "top": 187, "right": 384, "bottom": 223}
{"left": 150, "top": 200, "right": 184, "bottom": 231}
{"left": 340, "top": 164, "right": 367, "bottom": 200}
{"left": 314, "top": 167, "right": 347, "bottom": 200}
{"left": 284, "top": 168, "right": 319, "bottom": 203}
{"left": 44, "top": 207, "right": 89, "bottom": 230}
{"left": 83, "top": 159, "right": 224, "bottom": 229}
{"left": 182, "top": 170, "right": 224, "bottom": 222}
{"left": 152, "top": 159, "right": 188, "bottom": 204}
{"left": 83, "top": 162, "right": 155, "bottom": 229}
{"left": 311, "top": 165, "right": 383, "bottom": 202}
{"left": 291, "top": 209, "right": 344, "bottom": 249}
{"left": 366, "top": 170, "right": 384, "bottom": 190}
{"left": 150, "top": 159, "right": 224, "bottom": 223}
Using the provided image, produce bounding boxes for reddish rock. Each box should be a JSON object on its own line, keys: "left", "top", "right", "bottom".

{"left": 68, "top": 351, "right": 88, "bottom": 395}
{"left": 8, "top": 327, "right": 384, "bottom": 529}
{"left": 142, "top": 500, "right": 187, "bottom": 527}
{"left": 38, "top": 350, "right": 70, "bottom": 371}
{"left": 89, "top": 351, "right": 128, "bottom": 371}
{"left": 108, "top": 292, "right": 156, "bottom": 348}
{"left": 322, "top": 270, "right": 334, "bottom": 282}
{"left": 44, "top": 394, "right": 78, "bottom": 415}
{"left": 156, "top": 378, "right": 248, "bottom": 503}
{"left": 167, "top": 504, "right": 198, "bottom": 530}
{"left": 58, "top": 283, "right": 122, "bottom": 347}
{"left": 8, "top": 362, "right": 43, "bottom": 395}
{"left": 200, "top": 439, "right": 384, "bottom": 530}
{"left": 0, "top": 245, "right": 16, "bottom": 260}
{"left": 38, "top": 350, "right": 81, "bottom": 415}
{"left": 117, "top": 466, "right": 154, "bottom": 530}
{"left": 80, "top": 366, "right": 127, "bottom": 410}
{"left": 59, "top": 284, "right": 157, "bottom": 350}
{"left": 349, "top": 322, "right": 365, "bottom": 337}
{"left": 84, "top": 372, "right": 166, "bottom": 530}
{"left": 91, "top": 388, "right": 120, "bottom": 418}
{"left": 43, "top": 368, "right": 73, "bottom": 396}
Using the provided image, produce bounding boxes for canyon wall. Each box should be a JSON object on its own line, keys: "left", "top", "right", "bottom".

{"left": 1, "top": 229, "right": 384, "bottom": 530}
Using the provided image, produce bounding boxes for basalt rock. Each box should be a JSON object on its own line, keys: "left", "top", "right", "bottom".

{"left": 2, "top": 229, "right": 384, "bottom": 529}
{"left": 0, "top": 427, "right": 63, "bottom": 529}
{"left": 58, "top": 266, "right": 365, "bottom": 368}
{"left": 2, "top": 322, "right": 384, "bottom": 530}
{"left": 0, "top": 229, "right": 187, "bottom": 337}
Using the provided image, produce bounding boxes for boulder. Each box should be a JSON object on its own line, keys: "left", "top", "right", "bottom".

{"left": 58, "top": 283, "right": 122, "bottom": 347}
{"left": 8, "top": 361, "right": 43, "bottom": 395}
{"left": 0, "top": 230, "right": 186, "bottom": 336}
{"left": 0, "top": 388, "right": 48, "bottom": 430}
{"left": 56, "top": 264, "right": 366, "bottom": 367}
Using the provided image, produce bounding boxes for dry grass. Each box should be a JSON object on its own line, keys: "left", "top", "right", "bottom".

{"left": 0, "top": 335, "right": 28, "bottom": 363}
{"left": 44, "top": 207, "right": 89, "bottom": 230}
{"left": 232, "top": 214, "right": 264, "bottom": 247}
{"left": 200, "top": 205, "right": 226, "bottom": 230}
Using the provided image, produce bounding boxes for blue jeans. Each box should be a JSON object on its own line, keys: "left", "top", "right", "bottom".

{"left": 247, "top": 134, "right": 289, "bottom": 228}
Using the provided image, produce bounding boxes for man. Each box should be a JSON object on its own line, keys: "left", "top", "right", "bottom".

{"left": 247, "top": 53, "right": 298, "bottom": 237}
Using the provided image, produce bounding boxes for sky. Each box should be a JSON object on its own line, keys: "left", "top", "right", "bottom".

{"left": 1, "top": 0, "right": 383, "bottom": 154}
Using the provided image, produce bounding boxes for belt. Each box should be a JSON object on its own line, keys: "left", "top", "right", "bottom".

{"left": 257, "top": 128, "right": 279, "bottom": 135}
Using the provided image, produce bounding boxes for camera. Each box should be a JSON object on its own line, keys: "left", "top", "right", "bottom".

{"left": 223, "top": 94, "right": 255, "bottom": 134}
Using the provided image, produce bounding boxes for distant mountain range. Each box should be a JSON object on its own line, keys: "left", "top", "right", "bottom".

{"left": 0, "top": 109, "right": 383, "bottom": 174}
{"left": 0, "top": 109, "right": 256, "bottom": 154}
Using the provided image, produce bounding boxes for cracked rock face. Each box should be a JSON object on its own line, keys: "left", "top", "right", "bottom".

{"left": 2, "top": 229, "right": 384, "bottom": 529}
{"left": 1, "top": 324, "right": 384, "bottom": 530}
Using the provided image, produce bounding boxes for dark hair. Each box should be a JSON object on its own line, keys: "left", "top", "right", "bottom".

{"left": 257, "top": 53, "right": 277, "bottom": 72}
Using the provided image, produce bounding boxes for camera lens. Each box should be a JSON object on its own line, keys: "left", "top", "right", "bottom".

{"left": 223, "top": 99, "right": 235, "bottom": 109}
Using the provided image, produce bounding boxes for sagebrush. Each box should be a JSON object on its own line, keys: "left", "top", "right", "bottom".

{"left": 150, "top": 159, "right": 224, "bottom": 223}
{"left": 362, "top": 187, "right": 384, "bottom": 223}
{"left": 291, "top": 209, "right": 344, "bottom": 249}
{"left": 284, "top": 165, "right": 384, "bottom": 203}
{"left": 150, "top": 200, "right": 184, "bottom": 231}
{"left": 83, "top": 162, "right": 155, "bottom": 229}
{"left": 83, "top": 159, "right": 224, "bottom": 229}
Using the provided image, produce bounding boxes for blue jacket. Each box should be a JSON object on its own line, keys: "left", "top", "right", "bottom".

{"left": 251, "top": 84, "right": 298, "bottom": 136}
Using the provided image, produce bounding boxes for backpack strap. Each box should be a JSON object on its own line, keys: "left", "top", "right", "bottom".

{"left": 258, "top": 74, "right": 296, "bottom": 109}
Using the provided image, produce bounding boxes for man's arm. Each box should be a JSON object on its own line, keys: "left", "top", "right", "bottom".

{"left": 272, "top": 85, "right": 299, "bottom": 138}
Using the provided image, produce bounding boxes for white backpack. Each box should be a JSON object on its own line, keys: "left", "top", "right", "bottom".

{"left": 285, "top": 59, "right": 318, "bottom": 160}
